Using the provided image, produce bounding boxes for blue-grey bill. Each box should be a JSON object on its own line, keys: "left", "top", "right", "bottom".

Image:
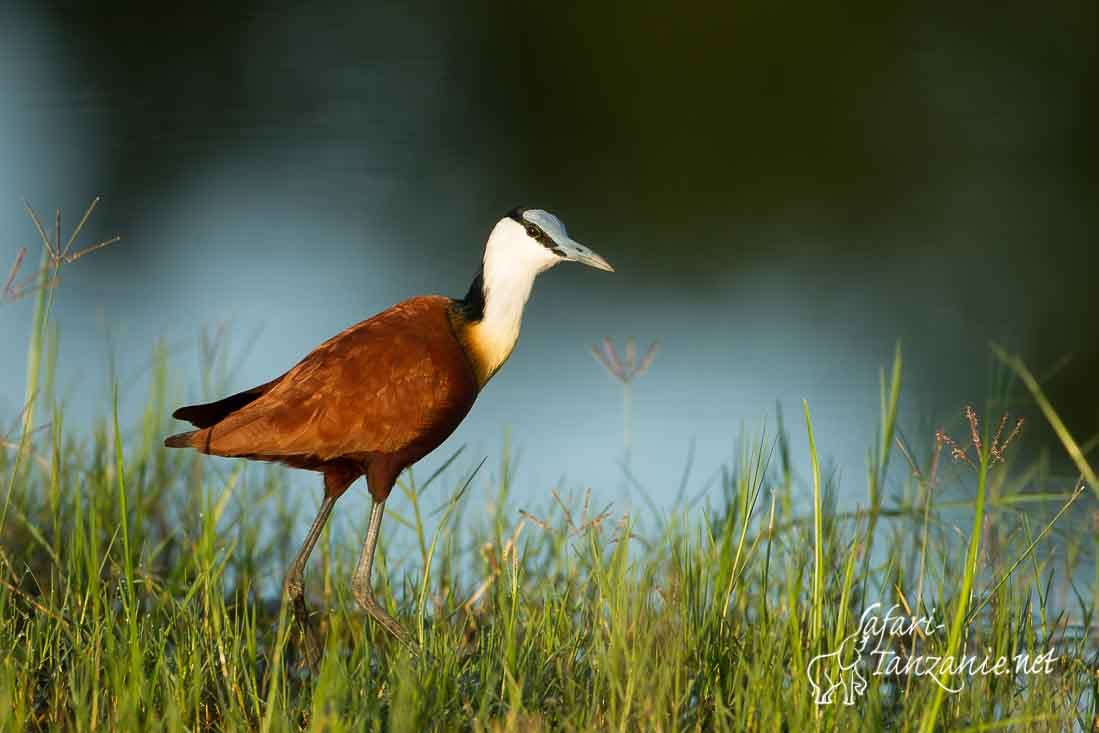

{"left": 558, "top": 237, "right": 614, "bottom": 272}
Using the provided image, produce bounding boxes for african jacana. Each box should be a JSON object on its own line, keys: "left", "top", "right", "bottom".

{"left": 165, "top": 207, "right": 613, "bottom": 647}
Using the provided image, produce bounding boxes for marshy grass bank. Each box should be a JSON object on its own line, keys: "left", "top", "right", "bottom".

{"left": 1, "top": 221, "right": 1096, "bottom": 730}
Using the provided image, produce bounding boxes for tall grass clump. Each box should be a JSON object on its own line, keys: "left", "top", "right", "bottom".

{"left": 1, "top": 211, "right": 1096, "bottom": 730}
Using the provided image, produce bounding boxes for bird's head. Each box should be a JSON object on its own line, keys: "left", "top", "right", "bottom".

{"left": 484, "top": 207, "right": 614, "bottom": 278}
{"left": 455, "top": 206, "right": 613, "bottom": 386}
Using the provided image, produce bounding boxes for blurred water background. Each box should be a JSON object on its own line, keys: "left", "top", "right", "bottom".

{"left": 1, "top": 2, "right": 1095, "bottom": 534}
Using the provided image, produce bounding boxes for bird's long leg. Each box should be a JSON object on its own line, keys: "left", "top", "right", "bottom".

{"left": 351, "top": 499, "right": 414, "bottom": 647}
{"left": 283, "top": 494, "right": 337, "bottom": 668}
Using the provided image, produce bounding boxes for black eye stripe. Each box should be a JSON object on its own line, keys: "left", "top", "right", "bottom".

{"left": 505, "top": 207, "right": 567, "bottom": 257}
{"left": 531, "top": 226, "right": 564, "bottom": 255}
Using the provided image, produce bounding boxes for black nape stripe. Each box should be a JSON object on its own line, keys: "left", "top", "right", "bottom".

{"left": 457, "top": 267, "right": 486, "bottom": 322}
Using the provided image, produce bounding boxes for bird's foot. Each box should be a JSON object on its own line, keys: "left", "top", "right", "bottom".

{"left": 354, "top": 591, "right": 417, "bottom": 651}
{"left": 285, "top": 584, "right": 323, "bottom": 672}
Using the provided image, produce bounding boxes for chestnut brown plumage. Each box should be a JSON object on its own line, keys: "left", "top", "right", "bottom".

{"left": 165, "top": 207, "right": 613, "bottom": 651}
{"left": 167, "top": 297, "right": 478, "bottom": 499}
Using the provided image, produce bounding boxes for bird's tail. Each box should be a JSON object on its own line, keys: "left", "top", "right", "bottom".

{"left": 164, "top": 430, "right": 197, "bottom": 448}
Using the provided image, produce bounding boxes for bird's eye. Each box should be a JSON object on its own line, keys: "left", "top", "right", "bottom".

{"left": 526, "top": 226, "right": 538, "bottom": 237}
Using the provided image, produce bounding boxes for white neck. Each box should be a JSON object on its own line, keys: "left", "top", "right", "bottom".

{"left": 464, "top": 218, "right": 559, "bottom": 383}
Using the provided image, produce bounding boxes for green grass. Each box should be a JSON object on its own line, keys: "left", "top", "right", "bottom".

{"left": 1, "top": 274, "right": 1097, "bottom": 730}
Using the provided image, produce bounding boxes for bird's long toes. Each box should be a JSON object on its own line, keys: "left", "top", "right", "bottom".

{"left": 372, "top": 612, "right": 415, "bottom": 648}
{"left": 290, "top": 597, "right": 324, "bottom": 671}
{"left": 355, "top": 594, "right": 417, "bottom": 651}
{"left": 295, "top": 623, "right": 324, "bottom": 672}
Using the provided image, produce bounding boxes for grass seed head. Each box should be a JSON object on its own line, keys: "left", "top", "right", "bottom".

{"left": 2, "top": 198, "right": 119, "bottom": 304}
{"left": 591, "top": 337, "right": 659, "bottom": 384}
{"left": 937, "top": 406, "right": 1024, "bottom": 467}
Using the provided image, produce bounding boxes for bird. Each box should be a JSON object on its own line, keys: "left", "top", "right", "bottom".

{"left": 164, "top": 207, "right": 613, "bottom": 649}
